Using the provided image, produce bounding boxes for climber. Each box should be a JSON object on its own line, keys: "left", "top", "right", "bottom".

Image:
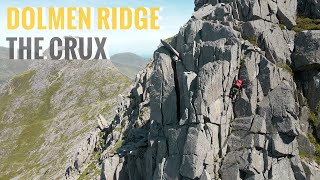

{"left": 229, "top": 79, "right": 243, "bottom": 102}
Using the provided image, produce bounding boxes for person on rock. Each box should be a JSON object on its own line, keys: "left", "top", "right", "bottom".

{"left": 229, "top": 79, "right": 243, "bottom": 102}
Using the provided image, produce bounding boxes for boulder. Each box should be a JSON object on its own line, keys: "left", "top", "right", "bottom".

{"left": 269, "top": 158, "right": 296, "bottom": 179}
{"left": 180, "top": 126, "right": 210, "bottom": 179}
{"left": 293, "top": 31, "right": 320, "bottom": 71}
{"left": 97, "top": 114, "right": 110, "bottom": 130}
{"left": 297, "top": 133, "right": 316, "bottom": 158}
{"left": 260, "top": 27, "right": 292, "bottom": 64}
{"left": 101, "top": 156, "right": 120, "bottom": 180}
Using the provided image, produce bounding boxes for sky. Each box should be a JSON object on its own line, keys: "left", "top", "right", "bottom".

{"left": 0, "top": 0, "right": 194, "bottom": 58}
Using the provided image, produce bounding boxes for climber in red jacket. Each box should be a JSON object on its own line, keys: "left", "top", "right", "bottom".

{"left": 229, "top": 79, "right": 243, "bottom": 102}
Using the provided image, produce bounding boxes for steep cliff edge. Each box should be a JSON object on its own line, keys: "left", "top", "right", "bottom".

{"left": 68, "top": 1, "right": 320, "bottom": 179}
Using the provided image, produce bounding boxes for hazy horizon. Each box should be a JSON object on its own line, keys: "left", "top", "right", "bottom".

{"left": 0, "top": 0, "right": 195, "bottom": 58}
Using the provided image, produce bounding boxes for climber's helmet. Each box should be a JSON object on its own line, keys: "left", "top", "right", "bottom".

{"left": 235, "top": 80, "right": 243, "bottom": 88}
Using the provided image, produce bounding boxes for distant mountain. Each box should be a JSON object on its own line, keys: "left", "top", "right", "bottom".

{"left": 110, "top": 52, "right": 147, "bottom": 67}
{"left": 110, "top": 52, "right": 149, "bottom": 79}
{"left": 0, "top": 46, "right": 9, "bottom": 59}
{"left": 0, "top": 60, "right": 132, "bottom": 179}
{"left": 0, "top": 60, "right": 32, "bottom": 85}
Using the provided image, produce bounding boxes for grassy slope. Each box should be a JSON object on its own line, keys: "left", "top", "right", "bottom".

{"left": 0, "top": 62, "right": 132, "bottom": 179}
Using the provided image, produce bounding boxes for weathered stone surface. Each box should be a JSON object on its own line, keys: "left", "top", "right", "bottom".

{"left": 250, "top": 115, "right": 267, "bottom": 134}
{"left": 199, "top": 169, "right": 211, "bottom": 180}
{"left": 86, "top": 1, "right": 320, "bottom": 180}
{"left": 270, "top": 133, "right": 298, "bottom": 156}
{"left": 302, "top": 160, "right": 320, "bottom": 180}
{"left": 299, "top": 106, "right": 311, "bottom": 134}
{"left": 97, "top": 114, "right": 110, "bottom": 130}
{"left": 268, "top": 82, "right": 299, "bottom": 136}
{"left": 254, "top": 134, "right": 266, "bottom": 149}
{"left": 241, "top": 20, "right": 274, "bottom": 38}
{"left": 180, "top": 127, "right": 210, "bottom": 179}
{"left": 101, "top": 156, "right": 120, "bottom": 180}
{"left": 260, "top": 27, "right": 292, "bottom": 64}
{"left": 270, "top": 158, "right": 296, "bottom": 179}
{"left": 232, "top": 116, "right": 253, "bottom": 131}
{"left": 163, "top": 155, "right": 181, "bottom": 180}
{"left": 298, "top": 133, "right": 316, "bottom": 157}
{"left": 290, "top": 156, "right": 307, "bottom": 180}
{"left": 227, "top": 130, "right": 254, "bottom": 151}
{"left": 293, "top": 31, "right": 320, "bottom": 71}
{"left": 193, "top": 4, "right": 215, "bottom": 20}
{"left": 65, "top": 129, "right": 99, "bottom": 178}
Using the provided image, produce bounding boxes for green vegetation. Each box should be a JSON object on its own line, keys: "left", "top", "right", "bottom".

{"left": 309, "top": 108, "right": 318, "bottom": 127}
{"left": 317, "top": 103, "right": 320, "bottom": 116}
{"left": 276, "top": 63, "right": 294, "bottom": 76}
{"left": 293, "top": 17, "right": 320, "bottom": 33}
{"left": 299, "top": 149, "right": 309, "bottom": 159}
{"left": 0, "top": 70, "right": 35, "bottom": 121}
{"left": 78, "top": 162, "right": 96, "bottom": 180}
{"left": 240, "top": 57, "right": 246, "bottom": 67}
{"left": 1, "top": 80, "right": 62, "bottom": 179}
{"left": 164, "top": 36, "right": 175, "bottom": 43}
{"left": 299, "top": 101, "right": 320, "bottom": 164}
{"left": 279, "top": 23, "right": 286, "bottom": 30}
{"left": 112, "top": 139, "right": 124, "bottom": 153}
{"left": 113, "top": 127, "right": 122, "bottom": 132}
{"left": 307, "top": 133, "right": 320, "bottom": 165}
{"left": 78, "top": 142, "right": 104, "bottom": 180}
{"left": 78, "top": 70, "right": 131, "bottom": 106}
{"left": 278, "top": 19, "right": 287, "bottom": 30}
{"left": 243, "top": 36, "right": 258, "bottom": 46}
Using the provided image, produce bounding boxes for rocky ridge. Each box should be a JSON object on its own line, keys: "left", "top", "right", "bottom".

{"left": 66, "top": 0, "right": 320, "bottom": 180}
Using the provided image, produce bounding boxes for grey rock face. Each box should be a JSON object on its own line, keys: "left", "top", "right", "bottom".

{"left": 298, "top": 133, "right": 315, "bottom": 158}
{"left": 65, "top": 129, "right": 99, "bottom": 179}
{"left": 97, "top": 114, "right": 110, "bottom": 130}
{"left": 260, "top": 27, "right": 292, "bottom": 64}
{"left": 72, "top": 1, "right": 320, "bottom": 180}
{"left": 101, "top": 156, "right": 121, "bottom": 180}
{"left": 293, "top": 31, "right": 320, "bottom": 71}
{"left": 302, "top": 160, "right": 320, "bottom": 180}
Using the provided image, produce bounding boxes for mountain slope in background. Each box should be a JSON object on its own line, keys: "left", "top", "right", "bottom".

{"left": 110, "top": 52, "right": 149, "bottom": 79}
{"left": 0, "top": 50, "right": 147, "bottom": 84}
{"left": 0, "top": 47, "right": 9, "bottom": 59}
{"left": 0, "top": 60, "right": 31, "bottom": 85}
{"left": 0, "top": 60, "right": 132, "bottom": 179}
{"left": 0, "top": 46, "right": 31, "bottom": 85}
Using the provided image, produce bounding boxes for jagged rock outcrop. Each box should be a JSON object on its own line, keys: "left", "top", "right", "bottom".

{"left": 293, "top": 30, "right": 320, "bottom": 115}
{"left": 65, "top": 129, "right": 100, "bottom": 179}
{"left": 71, "top": 1, "right": 320, "bottom": 180}
{"left": 293, "top": 30, "right": 320, "bottom": 71}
